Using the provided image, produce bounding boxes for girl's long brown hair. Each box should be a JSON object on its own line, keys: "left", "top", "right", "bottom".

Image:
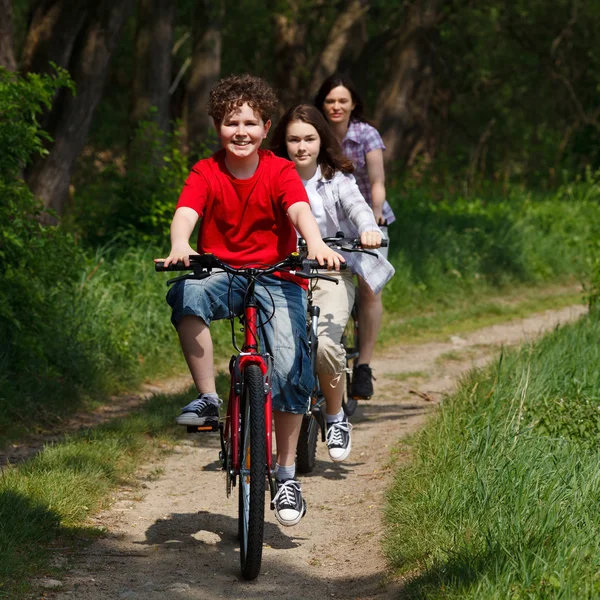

{"left": 271, "top": 104, "right": 354, "bottom": 180}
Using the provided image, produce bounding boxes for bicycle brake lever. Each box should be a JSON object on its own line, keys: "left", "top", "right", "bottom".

{"left": 166, "top": 271, "right": 212, "bottom": 286}
{"left": 333, "top": 244, "right": 380, "bottom": 258}
{"left": 290, "top": 271, "right": 339, "bottom": 284}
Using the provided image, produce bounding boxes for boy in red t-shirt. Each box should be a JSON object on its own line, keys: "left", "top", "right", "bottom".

{"left": 157, "top": 74, "right": 343, "bottom": 526}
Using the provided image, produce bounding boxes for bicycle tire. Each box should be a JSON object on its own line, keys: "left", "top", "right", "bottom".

{"left": 342, "top": 292, "right": 360, "bottom": 416}
{"left": 296, "top": 412, "right": 318, "bottom": 474}
{"left": 238, "top": 364, "right": 267, "bottom": 581}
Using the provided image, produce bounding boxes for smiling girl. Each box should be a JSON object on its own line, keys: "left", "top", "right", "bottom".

{"left": 271, "top": 104, "right": 394, "bottom": 462}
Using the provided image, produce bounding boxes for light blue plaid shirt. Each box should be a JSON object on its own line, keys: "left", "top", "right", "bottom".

{"left": 315, "top": 171, "right": 395, "bottom": 294}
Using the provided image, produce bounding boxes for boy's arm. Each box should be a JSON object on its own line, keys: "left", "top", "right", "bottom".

{"left": 154, "top": 207, "right": 200, "bottom": 267}
{"left": 287, "top": 202, "right": 345, "bottom": 270}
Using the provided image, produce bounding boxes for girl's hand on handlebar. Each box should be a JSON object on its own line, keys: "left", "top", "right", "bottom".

{"left": 309, "top": 241, "right": 345, "bottom": 271}
{"left": 360, "top": 230, "right": 382, "bottom": 249}
{"left": 154, "top": 243, "right": 199, "bottom": 268}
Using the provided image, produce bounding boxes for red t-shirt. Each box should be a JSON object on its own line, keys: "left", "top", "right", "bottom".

{"left": 176, "top": 149, "right": 309, "bottom": 283}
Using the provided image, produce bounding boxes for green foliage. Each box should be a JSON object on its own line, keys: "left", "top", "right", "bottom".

{"left": 385, "top": 313, "right": 600, "bottom": 598}
{"left": 0, "top": 67, "right": 86, "bottom": 434}
{"left": 383, "top": 180, "right": 600, "bottom": 316}
{"left": 0, "top": 70, "right": 191, "bottom": 443}
{"left": 71, "top": 120, "right": 210, "bottom": 245}
{"left": 0, "top": 65, "right": 73, "bottom": 178}
{"left": 435, "top": 0, "right": 600, "bottom": 182}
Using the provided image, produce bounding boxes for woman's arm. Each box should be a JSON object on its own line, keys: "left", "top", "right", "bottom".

{"left": 337, "top": 174, "right": 382, "bottom": 249}
{"left": 365, "top": 148, "right": 386, "bottom": 224}
{"left": 287, "top": 201, "right": 344, "bottom": 269}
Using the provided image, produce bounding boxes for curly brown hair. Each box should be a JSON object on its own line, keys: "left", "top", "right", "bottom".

{"left": 271, "top": 104, "right": 354, "bottom": 180}
{"left": 208, "top": 74, "right": 278, "bottom": 125}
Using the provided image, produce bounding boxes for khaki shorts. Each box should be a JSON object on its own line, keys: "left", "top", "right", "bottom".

{"left": 310, "top": 269, "right": 355, "bottom": 378}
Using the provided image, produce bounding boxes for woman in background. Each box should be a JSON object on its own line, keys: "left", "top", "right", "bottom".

{"left": 314, "top": 73, "right": 396, "bottom": 399}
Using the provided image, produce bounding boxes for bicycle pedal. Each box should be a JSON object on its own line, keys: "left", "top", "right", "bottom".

{"left": 187, "top": 422, "right": 219, "bottom": 433}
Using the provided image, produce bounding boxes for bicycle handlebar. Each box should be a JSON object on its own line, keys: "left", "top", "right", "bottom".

{"left": 155, "top": 253, "right": 346, "bottom": 286}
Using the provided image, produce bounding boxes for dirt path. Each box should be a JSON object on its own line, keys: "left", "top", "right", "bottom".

{"left": 43, "top": 304, "right": 586, "bottom": 600}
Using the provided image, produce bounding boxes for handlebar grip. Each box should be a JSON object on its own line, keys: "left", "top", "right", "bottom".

{"left": 155, "top": 261, "right": 190, "bottom": 272}
{"left": 380, "top": 238, "right": 389, "bottom": 248}
{"left": 304, "top": 259, "right": 348, "bottom": 270}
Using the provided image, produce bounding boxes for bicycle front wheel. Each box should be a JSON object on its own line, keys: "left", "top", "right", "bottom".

{"left": 238, "top": 364, "right": 267, "bottom": 580}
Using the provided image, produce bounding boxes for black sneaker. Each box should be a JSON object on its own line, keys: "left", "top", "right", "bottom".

{"left": 175, "top": 394, "right": 220, "bottom": 426}
{"left": 273, "top": 479, "right": 306, "bottom": 526}
{"left": 326, "top": 416, "right": 353, "bottom": 462}
{"left": 351, "top": 364, "right": 375, "bottom": 398}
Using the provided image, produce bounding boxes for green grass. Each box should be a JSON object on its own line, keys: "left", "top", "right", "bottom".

{"left": 4, "top": 176, "right": 600, "bottom": 445}
{"left": 380, "top": 282, "right": 582, "bottom": 346}
{"left": 0, "top": 385, "right": 203, "bottom": 597}
{"left": 384, "top": 311, "right": 600, "bottom": 599}
{"left": 0, "top": 369, "right": 233, "bottom": 599}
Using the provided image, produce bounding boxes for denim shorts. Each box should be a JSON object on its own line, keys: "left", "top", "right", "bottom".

{"left": 166, "top": 272, "right": 313, "bottom": 414}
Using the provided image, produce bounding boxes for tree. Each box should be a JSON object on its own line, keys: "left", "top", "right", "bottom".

{"left": 128, "top": 0, "right": 176, "bottom": 168}
{"left": 374, "top": 0, "right": 445, "bottom": 166}
{"left": 307, "top": 0, "right": 369, "bottom": 99}
{"left": 23, "top": 0, "right": 135, "bottom": 219}
{"left": 185, "top": 0, "right": 224, "bottom": 160}
{"left": 0, "top": 0, "right": 17, "bottom": 71}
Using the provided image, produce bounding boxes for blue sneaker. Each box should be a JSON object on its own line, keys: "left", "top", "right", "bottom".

{"left": 176, "top": 394, "right": 220, "bottom": 426}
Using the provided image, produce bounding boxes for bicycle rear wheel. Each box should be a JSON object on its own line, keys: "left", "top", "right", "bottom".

{"left": 296, "top": 412, "right": 319, "bottom": 474}
{"left": 238, "top": 364, "right": 267, "bottom": 580}
{"left": 342, "top": 294, "right": 360, "bottom": 416}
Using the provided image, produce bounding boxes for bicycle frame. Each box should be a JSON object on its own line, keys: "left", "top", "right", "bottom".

{"left": 223, "top": 276, "right": 274, "bottom": 478}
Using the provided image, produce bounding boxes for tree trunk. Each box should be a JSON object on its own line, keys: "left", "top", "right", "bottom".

{"left": 271, "top": 0, "right": 307, "bottom": 110}
{"left": 185, "top": 0, "right": 223, "bottom": 161}
{"left": 25, "top": 0, "right": 135, "bottom": 219}
{"left": 130, "top": 0, "right": 174, "bottom": 133}
{"left": 20, "top": 0, "right": 90, "bottom": 75}
{"left": 128, "top": 0, "right": 175, "bottom": 168}
{"left": 307, "top": 0, "right": 369, "bottom": 99}
{"left": 0, "top": 0, "right": 17, "bottom": 71}
{"left": 374, "top": 0, "right": 444, "bottom": 166}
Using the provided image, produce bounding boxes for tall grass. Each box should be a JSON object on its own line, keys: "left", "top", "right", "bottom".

{"left": 385, "top": 312, "right": 600, "bottom": 598}
{"left": 0, "top": 243, "right": 226, "bottom": 444}
{"left": 383, "top": 181, "right": 600, "bottom": 315}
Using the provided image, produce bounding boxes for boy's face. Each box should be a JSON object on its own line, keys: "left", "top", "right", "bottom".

{"left": 217, "top": 102, "right": 271, "bottom": 160}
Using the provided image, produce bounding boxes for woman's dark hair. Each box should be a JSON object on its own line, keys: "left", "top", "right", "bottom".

{"left": 314, "top": 72, "right": 367, "bottom": 124}
{"left": 271, "top": 104, "right": 355, "bottom": 180}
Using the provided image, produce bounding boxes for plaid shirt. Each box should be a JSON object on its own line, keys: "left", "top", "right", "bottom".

{"left": 315, "top": 171, "right": 395, "bottom": 294}
{"left": 342, "top": 120, "right": 396, "bottom": 224}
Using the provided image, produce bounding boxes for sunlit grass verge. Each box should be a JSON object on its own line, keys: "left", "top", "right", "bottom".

{"left": 379, "top": 282, "right": 582, "bottom": 346}
{"left": 0, "top": 385, "right": 197, "bottom": 599}
{"left": 384, "top": 311, "right": 600, "bottom": 599}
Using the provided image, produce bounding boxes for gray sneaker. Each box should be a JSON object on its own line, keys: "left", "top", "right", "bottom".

{"left": 176, "top": 394, "right": 220, "bottom": 426}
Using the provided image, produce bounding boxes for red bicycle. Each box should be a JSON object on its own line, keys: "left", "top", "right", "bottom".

{"left": 155, "top": 252, "right": 337, "bottom": 580}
